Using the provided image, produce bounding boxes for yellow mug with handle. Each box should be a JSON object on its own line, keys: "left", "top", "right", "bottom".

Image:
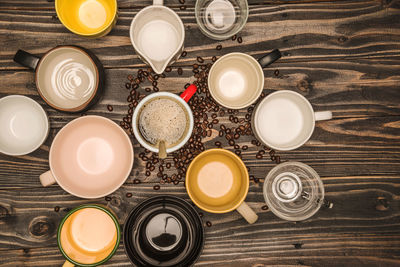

{"left": 55, "top": 0, "right": 118, "bottom": 38}
{"left": 57, "top": 205, "right": 120, "bottom": 266}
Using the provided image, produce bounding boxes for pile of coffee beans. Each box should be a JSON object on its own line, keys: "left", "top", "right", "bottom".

{"left": 118, "top": 44, "right": 280, "bottom": 188}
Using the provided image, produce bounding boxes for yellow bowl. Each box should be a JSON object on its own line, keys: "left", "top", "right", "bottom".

{"left": 185, "top": 149, "right": 249, "bottom": 213}
{"left": 56, "top": 0, "right": 118, "bottom": 38}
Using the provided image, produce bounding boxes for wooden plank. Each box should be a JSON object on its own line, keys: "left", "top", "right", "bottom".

{"left": 0, "top": 181, "right": 399, "bottom": 265}
{"left": 0, "top": 66, "right": 399, "bottom": 188}
{"left": 0, "top": 1, "right": 399, "bottom": 69}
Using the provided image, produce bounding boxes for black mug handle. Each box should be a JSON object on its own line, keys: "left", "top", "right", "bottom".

{"left": 258, "top": 49, "right": 281, "bottom": 68}
{"left": 13, "top": 50, "right": 40, "bottom": 70}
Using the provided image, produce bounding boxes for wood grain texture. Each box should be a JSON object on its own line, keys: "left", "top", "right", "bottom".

{"left": 0, "top": 0, "right": 400, "bottom": 266}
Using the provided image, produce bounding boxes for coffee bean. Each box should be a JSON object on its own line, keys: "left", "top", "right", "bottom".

{"left": 219, "top": 130, "right": 224, "bottom": 137}
{"left": 212, "top": 119, "right": 219, "bottom": 124}
{"left": 181, "top": 51, "right": 187, "bottom": 57}
{"left": 178, "top": 67, "right": 183, "bottom": 75}
{"left": 180, "top": 5, "right": 186, "bottom": 10}
{"left": 259, "top": 150, "right": 265, "bottom": 155}
{"left": 107, "top": 105, "right": 113, "bottom": 112}
{"left": 216, "top": 44, "right": 222, "bottom": 50}
{"left": 179, "top": 0, "right": 185, "bottom": 3}
{"left": 237, "top": 36, "right": 243, "bottom": 43}
{"left": 165, "top": 66, "right": 172, "bottom": 72}
{"left": 235, "top": 150, "right": 241, "bottom": 155}
{"left": 228, "top": 140, "right": 235, "bottom": 146}
{"left": 125, "top": 82, "right": 131, "bottom": 89}
{"left": 206, "top": 221, "right": 212, "bottom": 227}
{"left": 256, "top": 154, "right": 263, "bottom": 159}
{"left": 105, "top": 196, "right": 112, "bottom": 201}
{"left": 126, "top": 192, "right": 133, "bottom": 198}
{"left": 159, "top": 165, "right": 164, "bottom": 172}
{"left": 262, "top": 205, "right": 268, "bottom": 210}
{"left": 134, "top": 179, "right": 140, "bottom": 184}
{"left": 152, "top": 81, "right": 157, "bottom": 87}
{"left": 274, "top": 69, "right": 279, "bottom": 76}
{"left": 197, "top": 56, "right": 204, "bottom": 63}
{"left": 220, "top": 125, "right": 226, "bottom": 131}
{"left": 127, "top": 74, "right": 134, "bottom": 81}
{"left": 54, "top": 206, "right": 60, "bottom": 212}
{"left": 231, "top": 34, "right": 237, "bottom": 41}
{"left": 215, "top": 141, "right": 222, "bottom": 147}
{"left": 234, "top": 133, "right": 240, "bottom": 139}
{"left": 153, "top": 185, "right": 160, "bottom": 190}
{"left": 207, "top": 130, "right": 212, "bottom": 137}
{"left": 242, "top": 145, "right": 248, "bottom": 150}
{"left": 127, "top": 95, "right": 133, "bottom": 102}
{"left": 145, "top": 87, "right": 151, "bottom": 92}
{"left": 193, "top": 63, "right": 199, "bottom": 69}
{"left": 166, "top": 162, "right": 171, "bottom": 169}
{"left": 234, "top": 144, "right": 240, "bottom": 149}
{"left": 145, "top": 171, "right": 151, "bottom": 176}
{"left": 212, "top": 56, "right": 217, "bottom": 62}
{"left": 173, "top": 180, "right": 179, "bottom": 185}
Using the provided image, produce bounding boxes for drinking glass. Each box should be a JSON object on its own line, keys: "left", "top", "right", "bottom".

{"left": 195, "top": 0, "right": 248, "bottom": 40}
{"left": 263, "top": 161, "right": 325, "bottom": 221}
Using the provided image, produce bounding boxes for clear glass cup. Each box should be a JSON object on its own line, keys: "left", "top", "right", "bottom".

{"left": 195, "top": 0, "right": 248, "bottom": 40}
{"left": 263, "top": 162, "right": 325, "bottom": 221}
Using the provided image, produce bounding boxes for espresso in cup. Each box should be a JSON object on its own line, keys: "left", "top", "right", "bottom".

{"left": 138, "top": 97, "right": 189, "bottom": 149}
{"left": 133, "top": 91, "right": 194, "bottom": 155}
{"left": 14, "top": 46, "right": 105, "bottom": 112}
{"left": 58, "top": 205, "right": 120, "bottom": 266}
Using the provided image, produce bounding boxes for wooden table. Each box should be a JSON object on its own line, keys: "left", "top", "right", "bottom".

{"left": 1, "top": 0, "right": 400, "bottom": 266}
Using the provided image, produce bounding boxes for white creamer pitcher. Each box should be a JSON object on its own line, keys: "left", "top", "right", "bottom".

{"left": 130, "top": 0, "right": 185, "bottom": 74}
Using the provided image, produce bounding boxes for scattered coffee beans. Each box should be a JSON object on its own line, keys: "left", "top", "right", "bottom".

{"left": 107, "top": 105, "right": 113, "bottom": 112}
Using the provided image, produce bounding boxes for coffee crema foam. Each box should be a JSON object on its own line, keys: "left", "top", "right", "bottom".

{"left": 139, "top": 98, "right": 187, "bottom": 147}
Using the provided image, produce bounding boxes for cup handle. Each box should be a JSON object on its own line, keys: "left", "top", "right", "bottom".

{"left": 258, "top": 49, "right": 281, "bottom": 68}
{"left": 153, "top": 0, "right": 163, "bottom": 5}
{"left": 62, "top": 260, "right": 74, "bottom": 267}
{"left": 40, "top": 170, "right": 56, "bottom": 187}
{"left": 180, "top": 84, "right": 197, "bottom": 103}
{"left": 13, "top": 50, "right": 40, "bottom": 70}
{"left": 236, "top": 202, "right": 258, "bottom": 224}
{"left": 314, "top": 111, "right": 333, "bottom": 121}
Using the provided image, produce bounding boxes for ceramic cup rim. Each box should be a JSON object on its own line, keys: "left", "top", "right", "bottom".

{"left": 253, "top": 90, "right": 316, "bottom": 151}
{"left": 195, "top": 0, "right": 249, "bottom": 40}
{"left": 57, "top": 204, "right": 121, "bottom": 267}
{"left": 185, "top": 148, "right": 250, "bottom": 213}
{"left": 55, "top": 0, "right": 118, "bottom": 37}
{"left": 132, "top": 92, "right": 194, "bottom": 153}
{"left": 35, "top": 45, "right": 100, "bottom": 112}
{"left": 129, "top": 5, "right": 185, "bottom": 74}
{"left": 0, "top": 95, "right": 49, "bottom": 156}
{"left": 48, "top": 115, "right": 134, "bottom": 199}
{"left": 208, "top": 52, "right": 264, "bottom": 109}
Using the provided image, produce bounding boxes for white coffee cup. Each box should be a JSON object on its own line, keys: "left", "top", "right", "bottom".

{"left": 130, "top": 0, "right": 185, "bottom": 74}
{"left": 132, "top": 92, "right": 194, "bottom": 154}
{"left": 252, "top": 90, "right": 332, "bottom": 151}
{"left": 0, "top": 95, "right": 49, "bottom": 156}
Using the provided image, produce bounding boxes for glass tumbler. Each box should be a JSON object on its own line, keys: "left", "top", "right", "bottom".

{"left": 195, "top": 0, "right": 248, "bottom": 40}
{"left": 263, "top": 161, "right": 325, "bottom": 221}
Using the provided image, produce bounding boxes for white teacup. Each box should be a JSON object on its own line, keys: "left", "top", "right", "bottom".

{"left": 252, "top": 90, "right": 332, "bottom": 151}
{"left": 132, "top": 92, "right": 194, "bottom": 154}
{"left": 130, "top": 0, "right": 185, "bottom": 74}
{"left": 0, "top": 95, "right": 49, "bottom": 156}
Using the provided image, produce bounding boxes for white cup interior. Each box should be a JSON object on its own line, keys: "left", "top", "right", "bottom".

{"left": 254, "top": 91, "right": 315, "bottom": 150}
{"left": 0, "top": 95, "right": 49, "bottom": 155}
{"left": 208, "top": 53, "right": 264, "bottom": 109}
{"left": 132, "top": 92, "right": 193, "bottom": 153}
{"left": 36, "top": 46, "right": 98, "bottom": 110}
{"left": 130, "top": 6, "right": 184, "bottom": 74}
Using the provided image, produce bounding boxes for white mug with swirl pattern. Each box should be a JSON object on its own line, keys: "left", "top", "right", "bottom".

{"left": 252, "top": 90, "right": 333, "bottom": 151}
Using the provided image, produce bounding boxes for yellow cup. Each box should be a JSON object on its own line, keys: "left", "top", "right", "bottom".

{"left": 186, "top": 149, "right": 258, "bottom": 224}
{"left": 56, "top": 0, "right": 118, "bottom": 38}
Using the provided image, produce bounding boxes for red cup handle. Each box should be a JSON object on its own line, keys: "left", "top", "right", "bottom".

{"left": 180, "top": 84, "right": 197, "bottom": 102}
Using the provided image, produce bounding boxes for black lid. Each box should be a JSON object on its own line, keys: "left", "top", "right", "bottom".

{"left": 123, "top": 195, "right": 204, "bottom": 267}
